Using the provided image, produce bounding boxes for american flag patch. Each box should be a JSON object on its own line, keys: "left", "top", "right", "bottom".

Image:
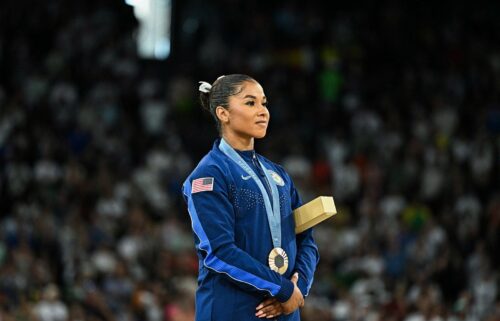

{"left": 191, "top": 177, "right": 214, "bottom": 193}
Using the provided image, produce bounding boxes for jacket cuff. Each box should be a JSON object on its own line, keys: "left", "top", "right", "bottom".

{"left": 274, "top": 278, "right": 294, "bottom": 303}
{"left": 297, "top": 274, "right": 308, "bottom": 297}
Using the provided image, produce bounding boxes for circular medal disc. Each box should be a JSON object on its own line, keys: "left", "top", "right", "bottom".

{"left": 268, "top": 247, "right": 289, "bottom": 275}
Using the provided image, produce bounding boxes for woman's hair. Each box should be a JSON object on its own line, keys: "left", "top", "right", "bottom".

{"left": 198, "top": 74, "right": 255, "bottom": 131}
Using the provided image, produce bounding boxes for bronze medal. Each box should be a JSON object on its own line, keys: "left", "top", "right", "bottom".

{"left": 268, "top": 247, "right": 288, "bottom": 275}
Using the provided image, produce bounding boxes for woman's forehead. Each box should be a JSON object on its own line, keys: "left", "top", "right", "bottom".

{"left": 235, "top": 81, "right": 266, "bottom": 98}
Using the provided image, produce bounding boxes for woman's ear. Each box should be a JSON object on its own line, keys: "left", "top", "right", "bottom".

{"left": 216, "top": 106, "right": 229, "bottom": 124}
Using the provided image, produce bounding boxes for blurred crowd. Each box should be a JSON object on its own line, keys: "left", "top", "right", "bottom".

{"left": 0, "top": 0, "right": 499, "bottom": 320}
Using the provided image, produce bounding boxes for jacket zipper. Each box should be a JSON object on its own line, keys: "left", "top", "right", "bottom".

{"left": 253, "top": 152, "right": 274, "bottom": 207}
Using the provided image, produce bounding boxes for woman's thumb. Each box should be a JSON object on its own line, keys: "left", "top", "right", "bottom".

{"left": 291, "top": 272, "right": 299, "bottom": 284}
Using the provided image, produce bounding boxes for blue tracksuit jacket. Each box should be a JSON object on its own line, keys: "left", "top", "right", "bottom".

{"left": 182, "top": 140, "right": 319, "bottom": 321}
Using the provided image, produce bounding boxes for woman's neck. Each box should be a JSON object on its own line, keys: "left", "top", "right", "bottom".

{"left": 222, "top": 132, "right": 254, "bottom": 151}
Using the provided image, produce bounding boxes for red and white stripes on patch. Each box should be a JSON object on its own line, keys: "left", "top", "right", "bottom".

{"left": 191, "top": 177, "right": 214, "bottom": 193}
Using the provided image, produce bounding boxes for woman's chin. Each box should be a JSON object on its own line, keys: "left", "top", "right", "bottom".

{"left": 254, "top": 130, "right": 267, "bottom": 139}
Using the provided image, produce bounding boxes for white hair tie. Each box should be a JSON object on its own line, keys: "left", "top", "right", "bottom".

{"left": 198, "top": 81, "right": 212, "bottom": 93}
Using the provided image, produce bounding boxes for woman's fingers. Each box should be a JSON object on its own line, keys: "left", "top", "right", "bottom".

{"left": 255, "top": 298, "right": 283, "bottom": 318}
{"left": 256, "top": 298, "right": 275, "bottom": 310}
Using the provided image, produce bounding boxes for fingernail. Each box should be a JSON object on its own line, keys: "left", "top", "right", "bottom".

{"left": 256, "top": 304, "right": 262, "bottom": 310}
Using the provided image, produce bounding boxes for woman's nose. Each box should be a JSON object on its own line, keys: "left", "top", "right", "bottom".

{"left": 258, "top": 109, "right": 268, "bottom": 118}
{"left": 258, "top": 104, "right": 269, "bottom": 115}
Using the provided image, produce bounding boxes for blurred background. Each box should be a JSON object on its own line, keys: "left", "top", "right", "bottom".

{"left": 0, "top": 0, "right": 499, "bottom": 320}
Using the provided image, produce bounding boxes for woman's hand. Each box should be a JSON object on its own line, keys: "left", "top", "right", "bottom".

{"left": 280, "top": 273, "right": 304, "bottom": 315}
{"left": 255, "top": 273, "right": 304, "bottom": 318}
{"left": 255, "top": 297, "right": 284, "bottom": 319}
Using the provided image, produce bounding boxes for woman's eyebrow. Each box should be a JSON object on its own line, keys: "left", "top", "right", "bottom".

{"left": 243, "top": 95, "right": 267, "bottom": 100}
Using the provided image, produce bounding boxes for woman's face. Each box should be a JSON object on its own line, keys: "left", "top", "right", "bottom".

{"left": 220, "top": 80, "right": 270, "bottom": 140}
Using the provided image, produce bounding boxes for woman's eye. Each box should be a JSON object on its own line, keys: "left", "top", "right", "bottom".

{"left": 262, "top": 102, "right": 268, "bottom": 107}
{"left": 246, "top": 101, "right": 255, "bottom": 106}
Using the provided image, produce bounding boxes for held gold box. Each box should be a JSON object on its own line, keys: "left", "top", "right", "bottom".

{"left": 294, "top": 196, "right": 337, "bottom": 234}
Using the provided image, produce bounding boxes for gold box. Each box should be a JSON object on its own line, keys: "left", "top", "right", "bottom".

{"left": 294, "top": 196, "right": 337, "bottom": 234}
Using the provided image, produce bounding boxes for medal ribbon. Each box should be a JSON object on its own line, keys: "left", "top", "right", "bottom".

{"left": 219, "top": 139, "right": 282, "bottom": 249}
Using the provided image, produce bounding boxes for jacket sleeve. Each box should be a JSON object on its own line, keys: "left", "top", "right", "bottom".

{"left": 182, "top": 164, "right": 295, "bottom": 302}
{"left": 290, "top": 180, "right": 320, "bottom": 297}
